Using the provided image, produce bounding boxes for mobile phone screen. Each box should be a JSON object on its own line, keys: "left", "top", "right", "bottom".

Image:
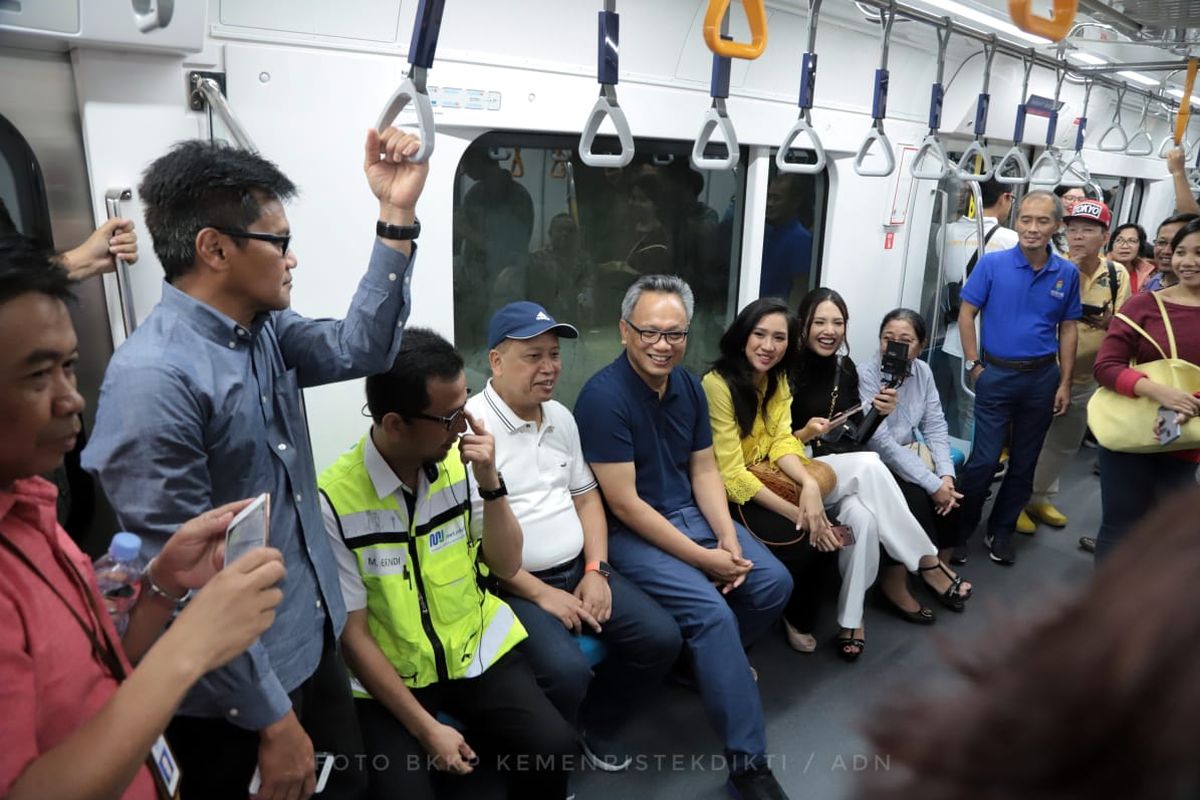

{"left": 225, "top": 493, "right": 270, "bottom": 566}
{"left": 1158, "top": 407, "right": 1182, "bottom": 446}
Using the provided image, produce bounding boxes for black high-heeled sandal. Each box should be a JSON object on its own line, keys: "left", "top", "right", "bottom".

{"left": 873, "top": 586, "right": 936, "bottom": 625}
{"left": 918, "top": 562, "right": 968, "bottom": 612}
{"left": 834, "top": 630, "right": 865, "bottom": 662}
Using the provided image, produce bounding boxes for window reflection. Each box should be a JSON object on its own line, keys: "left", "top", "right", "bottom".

{"left": 758, "top": 158, "right": 825, "bottom": 305}
{"left": 453, "top": 135, "right": 745, "bottom": 406}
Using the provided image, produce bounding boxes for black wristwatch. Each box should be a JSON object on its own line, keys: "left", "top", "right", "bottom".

{"left": 376, "top": 218, "right": 421, "bottom": 241}
{"left": 478, "top": 473, "right": 507, "bottom": 501}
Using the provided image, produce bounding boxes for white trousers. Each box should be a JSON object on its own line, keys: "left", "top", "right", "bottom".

{"left": 815, "top": 451, "right": 939, "bottom": 628}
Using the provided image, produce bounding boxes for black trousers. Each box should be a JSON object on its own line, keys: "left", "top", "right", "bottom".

{"left": 353, "top": 650, "right": 576, "bottom": 800}
{"left": 166, "top": 632, "right": 367, "bottom": 800}
{"left": 890, "top": 471, "right": 965, "bottom": 550}
{"left": 731, "top": 501, "right": 837, "bottom": 632}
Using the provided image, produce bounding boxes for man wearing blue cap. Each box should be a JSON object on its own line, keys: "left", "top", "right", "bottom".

{"left": 467, "top": 301, "right": 682, "bottom": 771}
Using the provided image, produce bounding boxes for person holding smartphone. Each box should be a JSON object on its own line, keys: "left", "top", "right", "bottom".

{"left": 1092, "top": 218, "right": 1200, "bottom": 560}
{"left": 789, "top": 290, "right": 972, "bottom": 662}
{"left": 1021, "top": 200, "right": 1130, "bottom": 535}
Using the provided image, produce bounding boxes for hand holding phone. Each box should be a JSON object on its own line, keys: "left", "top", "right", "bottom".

{"left": 249, "top": 752, "right": 334, "bottom": 795}
{"left": 831, "top": 525, "right": 855, "bottom": 547}
{"left": 225, "top": 492, "right": 270, "bottom": 566}
{"left": 1157, "top": 406, "right": 1183, "bottom": 446}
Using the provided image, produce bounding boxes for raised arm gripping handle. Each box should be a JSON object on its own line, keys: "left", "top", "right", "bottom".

{"left": 375, "top": 78, "right": 436, "bottom": 163}
{"left": 703, "top": 0, "right": 768, "bottom": 61}
{"left": 1007, "top": 0, "right": 1077, "bottom": 42}
{"left": 580, "top": 88, "right": 635, "bottom": 168}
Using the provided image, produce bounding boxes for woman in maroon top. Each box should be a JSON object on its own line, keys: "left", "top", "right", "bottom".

{"left": 1093, "top": 218, "right": 1200, "bottom": 560}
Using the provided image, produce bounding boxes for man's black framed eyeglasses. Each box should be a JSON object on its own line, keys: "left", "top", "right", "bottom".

{"left": 214, "top": 228, "right": 291, "bottom": 257}
{"left": 623, "top": 320, "right": 689, "bottom": 345}
{"left": 411, "top": 404, "right": 468, "bottom": 430}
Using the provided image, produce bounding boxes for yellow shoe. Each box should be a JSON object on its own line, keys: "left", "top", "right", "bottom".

{"left": 1026, "top": 501, "right": 1068, "bottom": 528}
{"left": 1016, "top": 510, "right": 1037, "bottom": 535}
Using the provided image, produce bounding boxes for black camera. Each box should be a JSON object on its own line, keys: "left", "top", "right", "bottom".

{"left": 879, "top": 339, "right": 910, "bottom": 386}
{"left": 817, "top": 341, "right": 912, "bottom": 453}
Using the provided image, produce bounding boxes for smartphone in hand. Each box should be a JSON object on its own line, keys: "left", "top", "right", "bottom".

{"left": 830, "top": 525, "right": 855, "bottom": 547}
{"left": 225, "top": 493, "right": 270, "bottom": 566}
{"left": 1158, "top": 406, "right": 1183, "bottom": 446}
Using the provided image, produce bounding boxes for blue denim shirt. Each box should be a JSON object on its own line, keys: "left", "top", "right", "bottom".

{"left": 82, "top": 239, "right": 415, "bottom": 730}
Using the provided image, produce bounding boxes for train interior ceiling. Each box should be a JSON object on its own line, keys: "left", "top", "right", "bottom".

{"left": 2, "top": 0, "right": 1199, "bottom": 797}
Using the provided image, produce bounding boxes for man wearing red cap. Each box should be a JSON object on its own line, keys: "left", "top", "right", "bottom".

{"left": 1022, "top": 199, "right": 1130, "bottom": 534}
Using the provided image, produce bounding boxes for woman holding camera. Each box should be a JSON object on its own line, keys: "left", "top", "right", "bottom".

{"left": 788, "top": 290, "right": 970, "bottom": 659}
{"left": 859, "top": 309, "right": 967, "bottom": 569}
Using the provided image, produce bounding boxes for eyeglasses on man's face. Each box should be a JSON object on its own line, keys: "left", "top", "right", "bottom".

{"left": 624, "top": 320, "right": 689, "bottom": 346}
{"left": 214, "top": 228, "right": 292, "bottom": 257}
{"left": 412, "top": 404, "right": 468, "bottom": 431}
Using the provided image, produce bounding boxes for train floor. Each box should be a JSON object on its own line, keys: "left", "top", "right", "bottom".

{"left": 443, "top": 449, "right": 1101, "bottom": 800}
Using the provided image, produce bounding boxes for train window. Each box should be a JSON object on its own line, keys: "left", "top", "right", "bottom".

{"left": 759, "top": 152, "right": 827, "bottom": 305}
{"left": 452, "top": 133, "right": 747, "bottom": 406}
{"left": 0, "top": 112, "right": 53, "bottom": 245}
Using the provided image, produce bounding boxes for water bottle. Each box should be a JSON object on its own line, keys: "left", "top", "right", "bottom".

{"left": 93, "top": 532, "right": 145, "bottom": 636}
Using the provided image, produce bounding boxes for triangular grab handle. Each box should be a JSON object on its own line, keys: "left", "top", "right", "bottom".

{"left": 775, "top": 116, "right": 826, "bottom": 174}
{"left": 1096, "top": 123, "right": 1129, "bottom": 152}
{"left": 1058, "top": 151, "right": 1091, "bottom": 187}
{"left": 853, "top": 126, "right": 895, "bottom": 177}
{"left": 691, "top": 106, "right": 740, "bottom": 171}
{"left": 955, "top": 140, "right": 993, "bottom": 182}
{"left": 376, "top": 78, "right": 436, "bottom": 163}
{"left": 1028, "top": 149, "right": 1063, "bottom": 186}
{"left": 579, "top": 93, "right": 636, "bottom": 168}
{"left": 1125, "top": 129, "right": 1154, "bottom": 157}
{"left": 910, "top": 134, "right": 950, "bottom": 180}
{"left": 994, "top": 145, "right": 1031, "bottom": 185}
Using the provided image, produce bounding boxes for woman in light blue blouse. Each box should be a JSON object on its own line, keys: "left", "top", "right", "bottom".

{"left": 858, "top": 309, "right": 967, "bottom": 569}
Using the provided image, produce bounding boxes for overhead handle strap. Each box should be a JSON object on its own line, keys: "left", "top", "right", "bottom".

{"left": 1097, "top": 83, "right": 1129, "bottom": 151}
{"left": 956, "top": 36, "right": 996, "bottom": 182}
{"left": 1030, "top": 63, "right": 1067, "bottom": 186}
{"left": 854, "top": 1, "right": 896, "bottom": 178}
{"left": 703, "top": 0, "right": 768, "bottom": 61}
{"left": 376, "top": 0, "right": 445, "bottom": 163}
{"left": 1007, "top": 0, "right": 1077, "bottom": 43}
{"left": 1124, "top": 93, "right": 1154, "bottom": 156}
{"left": 579, "top": 1, "right": 635, "bottom": 168}
{"left": 693, "top": 10, "right": 740, "bottom": 170}
{"left": 996, "top": 49, "right": 1035, "bottom": 185}
{"left": 777, "top": 0, "right": 825, "bottom": 174}
{"left": 1058, "top": 149, "right": 1091, "bottom": 187}
{"left": 911, "top": 19, "right": 952, "bottom": 181}
{"left": 1157, "top": 93, "right": 1179, "bottom": 157}
{"left": 1072, "top": 76, "right": 1094, "bottom": 153}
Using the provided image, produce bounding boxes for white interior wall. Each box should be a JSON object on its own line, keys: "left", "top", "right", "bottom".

{"left": 62, "top": 0, "right": 1185, "bottom": 469}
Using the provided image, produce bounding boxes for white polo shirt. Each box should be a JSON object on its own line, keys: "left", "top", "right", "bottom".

{"left": 937, "top": 215, "right": 1019, "bottom": 358}
{"left": 466, "top": 380, "right": 597, "bottom": 572}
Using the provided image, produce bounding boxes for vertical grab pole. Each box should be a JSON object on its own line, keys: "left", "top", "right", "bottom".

{"left": 776, "top": 0, "right": 826, "bottom": 174}
{"left": 104, "top": 188, "right": 137, "bottom": 336}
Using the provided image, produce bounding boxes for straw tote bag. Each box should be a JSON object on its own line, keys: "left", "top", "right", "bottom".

{"left": 1087, "top": 292, "right": 1200, "bottom": 454}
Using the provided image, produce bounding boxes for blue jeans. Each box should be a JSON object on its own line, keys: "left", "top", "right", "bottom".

{"left": 608, "top": 505, "right": 793, "bottom": 772}
{"left": 1095, "top": 447, "right": 1197, "bottom": 561}
{"left": 956, "top": 362, "right": 1059, "bottom": 545}
{"left": 502, "top": 556, "right": 682, "bottom": 738}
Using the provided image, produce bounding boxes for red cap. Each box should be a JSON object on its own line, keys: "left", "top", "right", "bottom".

{"left": 1063, "top": 199, "right": 1112, "bottom": 228}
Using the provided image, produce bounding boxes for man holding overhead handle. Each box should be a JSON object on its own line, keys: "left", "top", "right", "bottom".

{"left": 84, "top": 127, "right": 429, "bottom": 800}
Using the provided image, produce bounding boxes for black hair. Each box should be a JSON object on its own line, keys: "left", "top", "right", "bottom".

{"left": 979, "top": 178, "right": 1010, "bottom": 209}
{"left": 138, "top": 140, "right": 298, "bottom": 283}
{"left": 879, "top": 307, "right": 928, "bottom": 346}
{"left": 0, "top": 234, "right": 74, "bottom": 308}
{"left": 1054, "top": 184, "right": 1096, "bottom": 200}
{"left": 711, "top": 297, "right": 799, "bottom": 438}
{"left": 365, "top": 328, "right": 464, "bottom": 423}
{"left": 1159, "top": 212, "right": 1200, "bottom": 236}
{"left": 797, "top": 287, "right": 849, "bottom": 349}
{"left": 1170, "top": 217, "right": 1200, "bottom": 252}
{"left": 1109, "top": 223, "right": 1152, "bottom": 260}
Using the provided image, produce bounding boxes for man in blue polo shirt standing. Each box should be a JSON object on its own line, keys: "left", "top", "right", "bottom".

{"left": 575, "top": 275, "right": 793, "bottom": 800}
{"left": 955, "top": 190, "right": 1081, "bottom": 566}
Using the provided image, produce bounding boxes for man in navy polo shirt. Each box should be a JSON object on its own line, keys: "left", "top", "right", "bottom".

{"left": 955, "top": 190, "right": 1081, "bottom": 566}
{"left": 575, "top": 275, "right": 793, "bottom": 800}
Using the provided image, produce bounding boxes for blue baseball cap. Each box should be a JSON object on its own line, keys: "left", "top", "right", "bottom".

{"left": 486, "top": 301, "right": 579, "bottom": 349}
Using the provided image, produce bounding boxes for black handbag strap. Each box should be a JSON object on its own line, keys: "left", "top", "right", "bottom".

{"left": 964, "top": 223, "right": 1001, "bottom": 281}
